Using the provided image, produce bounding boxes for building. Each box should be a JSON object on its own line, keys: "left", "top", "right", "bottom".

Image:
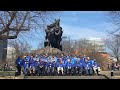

{"left": 108, "top": 56, "right": 117, "bottom": 62}
{"left": 7, "top": 47, "right": 16, "bottom": 60}
{"left": 88, "top": 37, "right": 106, "bottom": 52}
{"left": 0, "top": 39, "right": 8, "bottom": 62}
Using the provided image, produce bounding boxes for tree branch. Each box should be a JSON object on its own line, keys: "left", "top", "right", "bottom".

{"left": 109, "top": 27, "right": 120, "bottom": 34}
{"left": 0, "top": 11, "right": 17, "bottom": 35}
{"left": 6, "top": 11, "right": 17, "bottom": 29}
{"left": 0, "top": 35, "right": 17, "bottom": 39}
{"left": 0, "top": 17, "right": 6, "bottom": 28}
{"left": 19, "top": 11, "right": 29, "bottom": 30}
{"left": 9, "top": 28, "right": 30, "bottom": 31}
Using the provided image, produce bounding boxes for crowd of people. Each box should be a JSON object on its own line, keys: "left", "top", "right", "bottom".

{"left": 15, "top": 54, "right": 101, "bottom": 76}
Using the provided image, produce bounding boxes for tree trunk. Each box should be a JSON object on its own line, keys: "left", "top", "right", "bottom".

{"left": 116, "top": 57, "right": 119, "bottom": 65}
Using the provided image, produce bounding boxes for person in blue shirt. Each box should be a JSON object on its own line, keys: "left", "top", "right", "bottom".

{"left": 39, "top": 60, "right": 45, "bottom": 75}
{"left": 53, "top": 61, "right": 58, "bottom": 75}
{"left": 26, "top": 55, "right": 30, "bottom": 61}
{"left": 77, "top": 57, "right": 81, "bottom": 63}
{"left": 62, "top": 57, "right": 67, "bottom": 73}
{"left": 73, "top": 59, "right": 82, "bottom": 75}
{"left": 56, "top": 60, "right": 64, "bottom": 75}
{"left": 88, "top": 58, "right": 95, "bottom": 67}
{"left": 82, "top": 58, "right": 93, "bottom": 75}
{"left": 46, "top": 60, "right": 55, "bottom": 75}
{"left": 43, "top": 59, "right": 49, "bottom": 75}
{"left": 51, "top": 56, "right": 57, "bottom": 63}
{"left": 23, "top": 60, "right": 30, "bottom": 76}
{"left": 71, "top": 57, "right": 76, "bottom": 66}
{"left": 29, "top": 56, "right": 36, "bottom": 75}
{"left": 75, "top": 58, "right": 83, "bottom": 75}
{"left": 82, "top": 55, "right": 87, "bottom": 61}
{"left": 29, "top": 56, "right": 35, "bottom": 66}
{"left": 33, "top": 56, "right": 36, "bottom": 61}
{"left": 92, "top": 61, "right": 99, "bottom": 75}
{"left": 15, "top": 56, "right": 23, "bottom": 75}
{"left": 65, "top": 59, "right": 72, "bottom": 75}
{"left": 34, "top": 60, "right": 40, "bottom": 75}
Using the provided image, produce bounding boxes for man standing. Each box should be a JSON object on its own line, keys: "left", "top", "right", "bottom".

{"left": 15, "top": 56, "right": 23, "bottom": 75}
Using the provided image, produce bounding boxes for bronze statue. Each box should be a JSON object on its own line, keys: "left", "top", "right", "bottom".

{"left": 44, "top": 19, "right": 63, "bottom": 51}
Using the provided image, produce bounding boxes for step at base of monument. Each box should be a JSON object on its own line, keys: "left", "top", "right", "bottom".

{"left": 24, "top": 76, "right": 108, "bottom": 79}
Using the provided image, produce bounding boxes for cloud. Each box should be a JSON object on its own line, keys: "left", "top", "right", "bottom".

{"left": 61, "top": 24, "right": 107, "bottom": 40}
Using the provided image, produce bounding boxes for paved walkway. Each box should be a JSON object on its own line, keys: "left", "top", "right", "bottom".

{"left": 0, "top": 71, "right": 120, "bottom": 79}
{"left": 24, "top": 76, "right": 108, "bottom": 79}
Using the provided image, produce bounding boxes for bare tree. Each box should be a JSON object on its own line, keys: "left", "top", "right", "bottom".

{"left": 62, "top": 39, "right": 70, "bottom": 52}
{"left": 0, "top": 11, "right": 61, "bottom": 40}
{"left": 62, "top": 38, "right": 105, "bottom": 56}
{"left": 62, "top": 39, "right": 74, "bottom": 53}
{"left": 37, "top": 41, "right": 44, "bottom": 49}
{"left": 92, "top": 53, "right": 108, "bottom": 71}
{"left": 0, "top": 11, "right": 61, "bottom": 62}
{"left": 8, "top": 39, "right": 32, "bottom": 58}
{"left": 105, "top": 35, "right": 120, "bottom": 63}
{"left": 77, "top": 39, "right": 90, "bottom": 55}
{"left": 107, "top": 11, "right": 120, "bottom": 36}
{"left": 74, "top": 38, "right": 104, "bottom": 56}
